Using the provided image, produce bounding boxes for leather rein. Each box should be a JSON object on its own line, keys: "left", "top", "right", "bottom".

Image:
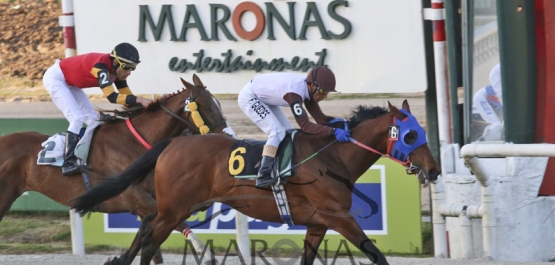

{"left": 127, "top": 88, "right": 227, "bottom": 149}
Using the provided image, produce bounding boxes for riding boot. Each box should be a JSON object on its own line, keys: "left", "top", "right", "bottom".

{"left": 62, "top": 131, "right": 80, "bottom": 176}
{"left": 256, "top": 156, "right": 277, "bottom": 187}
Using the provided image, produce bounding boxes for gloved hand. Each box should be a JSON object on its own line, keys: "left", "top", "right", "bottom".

{"left": 333, "top": 128, "right": 350, "bottom": 142}
{"left": 328, "top": 118, "right": 349, "bottom": 131}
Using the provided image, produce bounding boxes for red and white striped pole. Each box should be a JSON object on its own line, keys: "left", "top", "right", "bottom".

{"left": 424, "top": 0, "right": 451, "bottom": 259}
{"left": 59, "top": 0, "right": 83, "bottom": 255}
{"left": 59, "top": 0, "right": 76, "bottom": 57}
{"left": 430, "top": 0, "right": 453, "bottom": 146}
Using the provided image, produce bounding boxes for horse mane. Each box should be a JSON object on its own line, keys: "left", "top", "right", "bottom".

{"left": 96, "top": 88, "right": 188, "bottom": 124}
{"left": 346, "top": 105, "right": 390, "bottom": 128}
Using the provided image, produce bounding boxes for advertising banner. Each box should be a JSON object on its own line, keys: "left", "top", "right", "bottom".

{"left": 72, "top": 0, "right": 427, "bottom": 94}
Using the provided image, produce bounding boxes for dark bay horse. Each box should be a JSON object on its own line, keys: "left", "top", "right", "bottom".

{"left": 72, "top": 100, "right": 440, "bottom": 265}
{"left": 0, "top": 74, "right": 232, "bottom": 264}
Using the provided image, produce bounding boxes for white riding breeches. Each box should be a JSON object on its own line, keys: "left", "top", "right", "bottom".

{"left": 43, "top": 60, "right": 99, "bottom": 134}
{"left": 238, "top": 82, "right": 293, "bottom": 148}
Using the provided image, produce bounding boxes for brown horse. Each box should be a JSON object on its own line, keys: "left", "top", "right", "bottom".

{"left": 0, "top": 74, "right": 231, "bottom": 264}
{"left": 72, "top": 100, "right": 441, "bottom": 265}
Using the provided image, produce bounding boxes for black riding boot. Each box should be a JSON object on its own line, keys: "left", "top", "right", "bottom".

{"left": 256, "top": 156, "right": 277, "bottom": 187}
{"left": 62, "top": 131, "right": 80, "bottom": 176}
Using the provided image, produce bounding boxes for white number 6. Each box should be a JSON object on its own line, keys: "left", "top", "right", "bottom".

{"left": 293, "top": 103, "right": 303, "bottom": 116}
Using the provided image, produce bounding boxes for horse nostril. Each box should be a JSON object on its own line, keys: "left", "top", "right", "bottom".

{"left": 428, "top": 168, "right": 440, "bottom": 181}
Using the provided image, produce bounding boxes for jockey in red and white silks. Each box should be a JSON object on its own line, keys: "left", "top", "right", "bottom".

{"left": 42, "top": 42, "right": 152, "bottom": 176}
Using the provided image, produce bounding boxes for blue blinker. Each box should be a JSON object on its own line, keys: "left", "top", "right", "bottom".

{"left": 390, "top": 109, "right": 427, "bottom": 161}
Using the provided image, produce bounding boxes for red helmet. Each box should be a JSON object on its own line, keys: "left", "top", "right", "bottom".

{"left": 306, "top": 66, "right": 336, "bottom": 92}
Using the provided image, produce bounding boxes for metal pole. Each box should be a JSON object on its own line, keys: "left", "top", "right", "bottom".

{"left": 60, "top": 0, "right": 84, "bottom": 255}
{"left": 431, "top": 0, "right": 453, "bottom": 146}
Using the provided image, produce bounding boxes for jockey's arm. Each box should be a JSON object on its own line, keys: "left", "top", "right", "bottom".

{"left": 283, "top": 93, "right": 333, "bottom": 136}
{"left": 304, "top": 98, "right": 336, "bottom": 124}
{"left": 90, "top": 63, "right": 138, "bottom": 106}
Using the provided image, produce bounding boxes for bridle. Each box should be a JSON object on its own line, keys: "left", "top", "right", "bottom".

{"left": 160, "top": 88, "right": 227, "bottom": 135}
{"left": 126, "top": 87, "right": 228, "bottom": 150}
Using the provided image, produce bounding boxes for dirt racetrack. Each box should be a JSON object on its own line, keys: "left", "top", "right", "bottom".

{"left": 0, "top": 253, "right": 550, "bottom": 265}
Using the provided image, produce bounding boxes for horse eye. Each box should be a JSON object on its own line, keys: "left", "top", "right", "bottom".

{"left": 404, "top": 130, "right": 418, "bottom": 145}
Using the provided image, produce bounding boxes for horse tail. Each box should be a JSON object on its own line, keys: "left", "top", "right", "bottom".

{"left": 71, "top": 139, "right": 173, "bottom": 215}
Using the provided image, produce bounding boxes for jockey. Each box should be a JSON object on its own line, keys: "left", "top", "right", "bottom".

{"left": 238, "top": 66, "right": 350, "bottom": 188}
{"left": 42, "top": 42, "right": 153, "bottom": 176}
{"left": 473, "top": 63, "right": 503, "bottom": 124}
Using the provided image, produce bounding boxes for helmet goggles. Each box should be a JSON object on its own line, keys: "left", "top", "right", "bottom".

{"left": 112, "top": 49, "right": 137, "bottom": 71}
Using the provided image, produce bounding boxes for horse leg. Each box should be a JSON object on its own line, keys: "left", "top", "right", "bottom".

{"left": 177, "top": 222, "right": 218, "bottom": 264}
{"left": 140, "top": 213, "right": 183, "bottom": 265}
{"left": 326, "top": 216, "right": 388, "bottom": 265}
{"left": 301, "top": 225, "right": 328, "bottom": 265}
{"left": 106, "top": 218, "right": 151, "bottom": 265}
{"left": 0, "top": 185, "right": 21, "bottom": 222}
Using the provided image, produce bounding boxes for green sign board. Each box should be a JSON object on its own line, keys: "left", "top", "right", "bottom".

{"left": 1, "top": 118, "right": 69, "bottom": 211}
{"left": 83, "top": 158, "right": 423, "bottom": 254}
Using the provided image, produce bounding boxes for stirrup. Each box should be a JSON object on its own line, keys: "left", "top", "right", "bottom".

{"left": 256, "top": 174, "right": 278, "bottom": 188}
{"left": 62, "top": 159, "right": 81, "bottom": 176}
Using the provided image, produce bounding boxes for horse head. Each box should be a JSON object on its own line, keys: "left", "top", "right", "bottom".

{"left": 180, "top": 74, "right": 236, "bottom": 137}
{"left": 388, "top": 100, "right": 440, "bottom": 185}
{"left": 152, "top": 74, "right": 237, "bottom": 138}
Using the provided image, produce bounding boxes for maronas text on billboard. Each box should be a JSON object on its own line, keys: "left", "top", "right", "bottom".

{"left": 137, "top": 1, "right": 351, "bottom": 73}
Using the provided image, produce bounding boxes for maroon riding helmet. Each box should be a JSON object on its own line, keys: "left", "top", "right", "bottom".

{"left": 305, "top": 66, "right": 337, "bottom": 92}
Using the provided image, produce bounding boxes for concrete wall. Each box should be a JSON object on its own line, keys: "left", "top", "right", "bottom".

{"left": 442, "top": 144, "right": 555, "bottom": 261}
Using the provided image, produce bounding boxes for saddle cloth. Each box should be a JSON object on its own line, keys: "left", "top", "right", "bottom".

{"left": 229, "top": 131, "right": 296, "bottom": 179}
{"left": 36, "top": 122, "right": 100, "bottom": 166}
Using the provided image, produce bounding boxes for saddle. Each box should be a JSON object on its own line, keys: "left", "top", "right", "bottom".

{"left": 229, "top": 131, "right": 296, "bottom": 180}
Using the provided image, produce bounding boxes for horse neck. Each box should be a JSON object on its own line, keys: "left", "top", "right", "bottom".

{"left": 338, "top": 114, "right": 392, "bottom": 181}
{"left": 127, "top": 99, "right": 187, "bottom": 145}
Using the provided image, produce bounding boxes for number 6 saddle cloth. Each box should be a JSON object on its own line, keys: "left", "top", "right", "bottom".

{"left": 229, "top": 131, "right": 296, "bottom": 179}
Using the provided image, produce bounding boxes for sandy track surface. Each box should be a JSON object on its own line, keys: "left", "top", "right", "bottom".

{"left": 0, "top": 253, "right": 549, "bottom": 265}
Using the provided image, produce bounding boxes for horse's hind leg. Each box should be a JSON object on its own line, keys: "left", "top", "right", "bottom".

{"left": 140, "top": 213, "right": 183, "bottom": 265}
{"left": 301, "top": 225, "right": 328, "bottom": 265}
{"left": 177, "top": 222, "right": 218, "bottom": 264}
{"left": 327, "top": 216, "right": 388, "bottom": 265}
{"left": 0, "top": 185, "right": 21, "bottom": 222}
{"left": 107, "top": 217, "right": 151, "bottom": 265}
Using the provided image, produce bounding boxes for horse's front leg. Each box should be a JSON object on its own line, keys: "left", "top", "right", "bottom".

{"left": 326, "top": 216, "right": 388, "bottom": 265}
{"left": 106, "top": 217, "right": 150, "bottom": 265}
{"left": 302, "top": 225, "right": 328, "bottom": 265}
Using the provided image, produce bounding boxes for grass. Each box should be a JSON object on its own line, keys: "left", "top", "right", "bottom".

{"left": 0, "top": 211, "right": 434, "bottom": 257}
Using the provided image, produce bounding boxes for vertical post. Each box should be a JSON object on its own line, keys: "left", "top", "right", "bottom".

{"left": 236, "top": 213, "right": 251, "bottom": 261}
{"left": 425, "top": 0, "right": 451, "bottom": 258}
{"left": 431, "top": 0, "right": 453, "bottom": 147}
{"left": 497, "top": 0, "right": 537, "bottom": 144}
{"left": 535, "top": 0, "right": 555, "bottom": 195}
{"left": 444, "top": 0, "right": 463, "bottom": 145}
{"left": 59, "top": 0, "right": 76, "bottom": 57}
{"left": 69, "top": 209, "right": 84, "bottom": 255}
{"left": 60, "top": 0, "right": 83, "bottom": 255}
{"left": 461, "top": 0, "right": 474, "bottom": 144}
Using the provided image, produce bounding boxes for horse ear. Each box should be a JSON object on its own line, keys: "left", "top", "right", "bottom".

{"left": 401, "top": 99, "right": 411, "bottom": 114}
{"left": 388, "top": 101, "right": 398, "bottom": 112}
{"left": 180, "top": 77, "right": 193, "bottom": 90}
{"left": 388, "top": 101, "right": 406, "bottom": 120}
{"left": 192, "top": 74, "right": 205, "bottom": 89}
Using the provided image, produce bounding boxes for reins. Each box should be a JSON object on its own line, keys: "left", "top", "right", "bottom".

{"left": 277, "top": 115, "right": 420, "bottom": 178}
{"left": 125, "top": 87, "right": 227, "bottom": 149}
